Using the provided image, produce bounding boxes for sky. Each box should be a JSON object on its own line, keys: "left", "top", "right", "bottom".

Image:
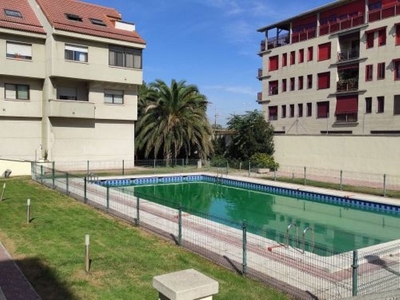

{"left": 84, "top": 0, "right": 330, "bottom": 126}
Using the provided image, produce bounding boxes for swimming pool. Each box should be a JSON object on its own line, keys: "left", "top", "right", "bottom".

{"left": 99, "top": 174, "right": 400, "bottom": 256}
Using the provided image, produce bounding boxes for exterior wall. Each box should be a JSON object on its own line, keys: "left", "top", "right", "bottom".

{"left": 49, "top": 119, "right": 135, "bottom": 161}
{"left": 259, "top": 0, "right": 400, "bottom": 135}
{"left": 274, "top": 135, "right": 400, "bottom": 175}
{"left": 0, "top": 159, "right": 32, "bottom": 177}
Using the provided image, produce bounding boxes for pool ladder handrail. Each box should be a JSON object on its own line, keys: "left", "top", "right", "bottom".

{"left": 87, "top": 172, "right": 98, "bottom": 184}
{"left": 285, "top": 223, "right": 315, "bottom": 254}
{"left": 216, "top": 168, "right": 224, "bottom": 184}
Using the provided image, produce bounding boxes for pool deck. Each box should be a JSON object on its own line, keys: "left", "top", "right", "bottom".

{"left": 2, "top": 172, "right": 400, "bottom": 300}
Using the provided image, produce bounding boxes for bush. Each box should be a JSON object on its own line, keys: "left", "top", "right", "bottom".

{"left": 250, "top": 153, "right": 279, "bottom": 171}
{"left": 210, "top": 155, "right": 228, "bottom": 167}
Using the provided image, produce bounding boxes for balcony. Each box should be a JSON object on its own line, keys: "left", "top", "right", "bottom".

{"left": 257, "top": 92, "right": 262, "bottom": 102}
{"left": 337, "top": 49, "right": 359, "bottom": 62}
{"left": 336, "top": 78, "right": 358, "bottom": 93}
{"left": 368, "top": 3, "right": 400, "bottom": 22}
{"left": 48, "top": 99, "right": 95, "bottom": 119}
{"left": 319, "top": 14, "right": 364, "bottom": 36}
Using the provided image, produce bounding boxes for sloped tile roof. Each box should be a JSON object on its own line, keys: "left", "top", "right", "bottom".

{"left": 36, "top": 0, "right": 145, "bottom": 45}
{"left": 0, "top": 0, "right": 46, "bottom": 34}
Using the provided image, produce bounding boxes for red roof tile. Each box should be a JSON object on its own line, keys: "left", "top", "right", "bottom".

{"left": 0, "top": 0, "right": 45, "bottom": 34}
{"left": 36, "top": 0, "right": 145, "bottom": 45}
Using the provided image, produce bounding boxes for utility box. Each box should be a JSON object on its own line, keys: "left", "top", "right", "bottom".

{"left": 153, "top": 269, "right": 219, "bottom": 300}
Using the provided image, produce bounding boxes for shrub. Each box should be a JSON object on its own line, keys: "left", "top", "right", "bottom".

{"left": 249, "top": 153, "right": 279, "bottom": 171}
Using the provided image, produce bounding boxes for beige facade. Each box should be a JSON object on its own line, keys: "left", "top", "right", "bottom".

{"left": 258, "top": 0, "right": 400, "bottom": 135}
{"left": 0, "top": 0, "right": 145, "bottom": 162}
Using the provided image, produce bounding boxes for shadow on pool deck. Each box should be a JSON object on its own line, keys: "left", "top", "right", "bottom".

{"left": 0, "top": 243, "right": 75, "bottom": 300}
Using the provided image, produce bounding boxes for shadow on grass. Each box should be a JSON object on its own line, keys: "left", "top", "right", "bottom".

{"left": 0, "top": 257, "right": 76, "bottom": 300}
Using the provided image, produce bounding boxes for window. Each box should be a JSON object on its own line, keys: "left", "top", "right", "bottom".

{"left": 377, "top": 96, "right": 384, "bottom": 113}
{"left": 289, "top": 104, "right": 295, "bottom": 118}
{"left": 307, "top": 102, "right": 312, "bottom": 117}
{"left": 394, "top": 95, "right": 400, "bottom": 115}
{"left": 281, "top": 105, "right": 286, "bottom": 118}
{"left": 269, "top": 81, "right": 278, "bottom": 95}
{"left": 394, "top": 60, "right": 400, "bottom": 80}
{"left": 377, "top": 62, "right": 385, "bottom": 80}
{"left": 317, "top": 72, "right": 330, "bottom": 89}
{"left": 307, "top": 46, "right": 313, "bottom": 61}
{"left": 298, "top": 103, "right": 303, "bottom": 117}
{"left": 109, "top": 46, "right": 142, "bottom": 69}
{"left": 4, "top": 9, "right": 22, "bottom": 18}
{"left": 65, "top": 13, "right": 82, "bottom": 22}
{"left": 378, "top": 28, "right": 386, "bottom": 46}
{"left": 318, "top": 42, "right": 331, "bottom": 61}
{"left": 307, "top": 74, "right": 312, "bottom": 89}
{"left": 290, "top": 77, "right": 295, "bottom": 91}
{"left": 366, "top": 31, "right": 374, "bottom": 48}
{"left": 57, "top": 87, "right": 77, "bottom": 100}
{"left": 90, "top": 18, "right": 106, "bottom": 26}
{"left": 396, "top": 24, "right": 400, "bottom": 46}
{"left": 6, "top": 42, "right": 32, "bottom": 60}
{"left": 365, "top": 64, "right": 373, "bottom": 81}
{"left": 317, "top": 101, "right": 329, "bottom": 118}
{"left": 299, "top": 49, "right": 304, "bottom": 63}
{"left": 335, "top": 95, "right": 358, "bottom": 123}
{"left": 298, "top": 76, "right": 303, "bottom": 90}
{"left": 268, "top": 106, "right": 278, "bottom": 120}
{"left": 365, "top": 97, "right": 372, "bottom": 113}
{"left": 5, "top": 84, "right": 29, "bottom": 100}
{"left": 104, "top": 90, "right": 124, "bottom": 104}
{"left": 282, "top": 53, "right": 287, "bottom": 67}
{"left": 269, "top": 55, "right": 279, "bottom": 71}
{"left": 65, "top": 44, "right": 88, "bottom": 62}
{"left": 282, "top": 79, "right": 287, "bottom": 92}
{"left": 290, "top": 51, "right": 295, "bottom": 65}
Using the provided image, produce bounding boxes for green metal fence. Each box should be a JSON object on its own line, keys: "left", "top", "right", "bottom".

{"left": 31, "top": 162, "right": 400, "bottom": 300}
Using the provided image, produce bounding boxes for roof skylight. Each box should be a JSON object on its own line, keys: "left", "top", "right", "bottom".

{"left": 65, "top": 13, "right": 82, "bottom": 22}
{"left": 89, "top": 18, "right": 106, "bottom": 26}
{"left": 4, "top": 9, "right": 22, "bottom": 18}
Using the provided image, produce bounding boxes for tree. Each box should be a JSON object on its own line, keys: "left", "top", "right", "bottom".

{"left": 136, "top": 79, "right": 213, "bottom": 162}
{"left": 226, "top": 110, "right": 274, "bottom": 160}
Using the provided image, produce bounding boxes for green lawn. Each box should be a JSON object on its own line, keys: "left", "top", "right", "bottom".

{"left": 0, "top": 177, "right": 289, "bottom": 300}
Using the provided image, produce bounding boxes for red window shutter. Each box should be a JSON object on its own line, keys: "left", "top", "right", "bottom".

{"left": 318, "top": 72, "right": 330, "bottom": 89}
{"left": 378, "top": 29, "right": 386, "bottom": 46}
{"left": 396, "top": 25, "right": 400, "bottom": 45}
{"left": 282, "top": 53, "right": 287, "bottom": 66}
{"left": 335, "top": 96, "right": 358, "bottom": 114}
{"left": 317, "top": 101, "right": 329, "bottom": 118}
{"left": 318, "top": 42, "right": 331, "bottom": 61}
{"left": 269, "top": 55, "right": 279, "bottom": 71}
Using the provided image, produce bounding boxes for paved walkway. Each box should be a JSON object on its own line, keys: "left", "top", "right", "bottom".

{"left": 0, "top": 243, "right": 41, "bottom": 300}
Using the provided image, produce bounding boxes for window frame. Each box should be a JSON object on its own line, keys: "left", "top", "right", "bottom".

{"left": 306, "top": 102, "right": 312, "bottom": 117}
{"left": 65, "top": 44, "right": 88, "bottom": 62}
{"left": 394, "top": 60, "right": 400, "bottom": 80}
{"left": 4, "top": 83, "right": 30, "bottom": 100}
{"left": 6, "top": 41, "right": 32, "bottom": 60}
{"left": 366, "top": 31, "right": 374, "bottom": 49}
{"left": 365, "top": 64, "right": 373, "bottom": 81}
{"left": 109, "top": 46, "right": 142, "bottom": 69}
{"left": 365, "top": 97, "right": 372, "bottom": 114}
{"left": 281, "top": 105, "right": 286, "bottom": 118}
{"left": 377, "top": 96, "right": 384, "bottom": 113}
{"left": 307, "top": 46, "right": 313, "bottom": 61}
{"left": 377, "top": 62, "right": 385, "bottom": 80}
{"left": 298, "top": 49, "right": 304, "bottom": 63}
{"left": 104, "top": 90, "right": 124, "bottom": 104}
{"left": 307, "top": 74, "right": 313, "bottom": 89}
{"left": 317, "top": 101, "right": 330, "bottom": 118}
{"left": 317, "top": 72, "right": 330, "bottom": 89}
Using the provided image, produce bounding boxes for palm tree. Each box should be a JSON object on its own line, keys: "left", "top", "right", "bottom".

{"left": 136, "top": 79, "right": 213, "bottom": 163}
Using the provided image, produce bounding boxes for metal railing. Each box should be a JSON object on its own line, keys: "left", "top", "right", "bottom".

{"left": 31, "top": 162, "right": 400, "bottom": 299}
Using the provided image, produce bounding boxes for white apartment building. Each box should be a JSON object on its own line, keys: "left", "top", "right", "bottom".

{"left": 0, "top": 0, "right": 145, "bottom": 162}
{"left": 257, "top": 0, "right": 400, "bottom": 135}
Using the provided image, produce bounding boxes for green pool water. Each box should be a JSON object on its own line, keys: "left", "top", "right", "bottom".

{"left": 117, "top": 182, "right": 400, "bottom": 256}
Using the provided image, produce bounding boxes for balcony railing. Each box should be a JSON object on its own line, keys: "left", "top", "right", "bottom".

{"left": 336, "top": 78, "right": 358, "bottom": 92}
{"left": 337, "top": 49, "right": 360, "bottom": 62}
{"left": 257, "top": 92, "right": 262, "bottom": 102}
{"left": 266, "top": 33, "right": 290, "bottom": 50}
{"left": 368, "top": 3, "right": 400, "bottom": 22}
{"left": 257, "top": 68, "right": 263, "bottom": 79}
{"left": 319, "top": 15, "right": 364, "bottom": 36}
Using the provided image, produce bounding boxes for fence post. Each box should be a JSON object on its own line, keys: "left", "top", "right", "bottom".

{"left": 248, "top": 161, "right": 251, "bottom": 177}
{"left": 303, "top": 167, "right": 307, "bottom": 185}
{"left": 340, "top": 170, "right": 343, "bottom": 191}
{"left": 87, "top": 160, "right": 90, "bottom": 174}
{"left": 135, "top": 197, "right": 140, "bottom": 226}
{"left": 226, "top": 162, "right": 229, "bottom": 175}
{"left": 122, "top": 160, "right": 125, "bottom": 176}
{"left": 106, "top": 186, "right": 110, "bottom": 209}
{"left": 242, "top": 220, "right": 247, "bottom": 276}
{"left": 66, "top": 173, "right": 69, "bottom": 194}
{"left": 274, "top": 169, "right": 277, "bottom": 181}
{"left": 178, "top": 204, "right": 182, "bottom": 246}
{"left": 153, "top": 159, "right": 156, "bottom": 169}
{"left": 52, "top": 161, "right": 55, "bottom": 188}
{"left": 352, "top": 250, "right": 358, "bottom": 296}
{"left": 383, "top": 174, "right": 387, "bottom": 197}
{"left": 40, "top": 165, "right": 44, "bottom": 184}
{"left": 84, "top": 177, "right": 87, "bottom": 204}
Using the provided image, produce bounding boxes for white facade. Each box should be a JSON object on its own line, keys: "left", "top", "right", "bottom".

{"left": 0, "top": 0, "right": 145, "bottom": 162}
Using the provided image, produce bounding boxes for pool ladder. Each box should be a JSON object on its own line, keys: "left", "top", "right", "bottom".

{"left": 285, "top": 223, "right": 315, "bottom": 254}
{"left": 216, "top": 168, "right": 224, "bottom": 184}
{"left": 87, "top": 172, "right": 99, "bottom": 184}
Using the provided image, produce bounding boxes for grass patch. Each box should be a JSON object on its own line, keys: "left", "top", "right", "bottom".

{"left": 0, "top": 177, "right": 289, "bottom": 300}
